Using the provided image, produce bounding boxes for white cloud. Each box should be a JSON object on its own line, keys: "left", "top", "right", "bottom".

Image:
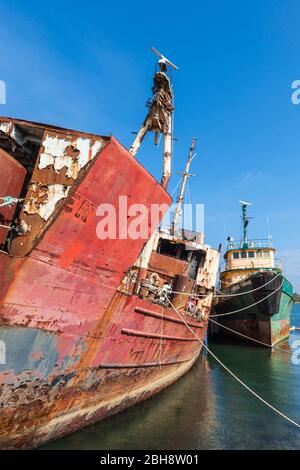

{"left": 236, "top": 171, "right": 263, "bottom": 188}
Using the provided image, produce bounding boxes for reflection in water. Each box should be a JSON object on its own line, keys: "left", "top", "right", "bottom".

{"left": 42, "top": 306, "right": 300, "bottom": 450}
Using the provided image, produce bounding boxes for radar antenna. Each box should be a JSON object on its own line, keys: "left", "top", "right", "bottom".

{"left": 150, "top": 47, "right": 179, "bottom": 71}
{"left": 239, "top": 200, "right": 252, "bottom": 206}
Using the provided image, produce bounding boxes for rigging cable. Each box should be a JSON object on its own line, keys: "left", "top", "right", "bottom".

{"left": 186, "top": 179, "right": 193, "bottom": 226}
{"left": 0, "top": 196, "right": 23, "bottom": 208}
{"left": 208, "top": 318, "right": 293, "bottom": 355}
{"left": 169, "top": 272, "right": 282, "bottom": 298}
{"left": 164, "top": 293, "right": 300, "bottom": 430}
{"left": 209, "top": 280, "right": 284, "bottom": 317}
{"left": 159, "top": 304, "right": 164, "bottom": 369}
{"left": 170, "top": 176, "right": 183, "bottom": 197}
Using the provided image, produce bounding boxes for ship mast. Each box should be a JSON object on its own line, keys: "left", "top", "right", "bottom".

{"left": 239, "top": 200, "right": 252, "bottom": 245}
{"left": 171, "top": 138, "right": 196, "bottom": 235}
{"left": 129, "top": 47, "right": 178, "bottom": 190}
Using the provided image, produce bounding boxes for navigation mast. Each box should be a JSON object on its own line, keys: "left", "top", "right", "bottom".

{"left": 171, "top": 138, "right": 196, "bottom": 235}
{"left": 239, "top": 200, "right": 252, "bottom": 244}
{"left": 129, "top": 48, "right": 178, "bottom": 190}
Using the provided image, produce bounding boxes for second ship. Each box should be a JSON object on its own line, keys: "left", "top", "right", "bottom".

{"left": 212, "top": 202, "right": 294, "bottom": 347}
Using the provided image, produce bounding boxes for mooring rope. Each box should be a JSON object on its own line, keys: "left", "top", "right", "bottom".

{"left": 170, "top": 272, "right": 282, "bottom": 298}
{"left": 159, "top": 304, "right": 164, "bottom": 369}
{"left": 164, "top": 293, "right": 300, "bottom": 430}
{"left": 0, "top": 196, "right": 23, "bottom": 208}
{"left": 214, "top": 272, "right": 282, "bottom": 297}
{"left": 209, "top": 280, "right": 284, "bottom": 317}
{"left": 209, "top": 318, "right": 293, "bottom": 354}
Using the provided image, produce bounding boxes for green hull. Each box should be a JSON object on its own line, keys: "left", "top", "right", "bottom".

{"left": 269, "top": 279, "right": 294, "bottom": 345}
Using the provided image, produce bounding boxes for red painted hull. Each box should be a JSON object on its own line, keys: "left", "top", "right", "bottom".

{"left": 0, "top": 134, "right": 206, "bottom": 449}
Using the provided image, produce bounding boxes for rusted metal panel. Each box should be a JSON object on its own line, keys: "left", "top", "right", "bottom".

{"left": 38, "top": 134, "right": 103, "bottom": 179}
{"left": 0, "top": 149, "right": 26, "bottom": 245}
{"left": 0, "top": 116, "right": 109, "bottom": 142}
{"left": 134, "top": 306, "right": 204, "bottom": 329}
{"left": 148, "top": 251, "right": 188, "bottom": 277}
{"left": 9, "top": 128, "right": 106, "bottom": 257}
{"left": 196, "top": 246, "right": 220, "bottom": 289}
{"left": 0, "top": 138, "right": 172, "bottom": 335}
{"left": 121, "top": 327, "right": 198, "bottom": 341}
{"left": 0, "top": 121, "right": 29, "bottom": 147}
{"left": 172, "top": 275, "right": 195, "bottom": 311}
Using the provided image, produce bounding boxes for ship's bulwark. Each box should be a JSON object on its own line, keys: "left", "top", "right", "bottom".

{"left": 0, "top": 135, "right": 206, "bottom": 449}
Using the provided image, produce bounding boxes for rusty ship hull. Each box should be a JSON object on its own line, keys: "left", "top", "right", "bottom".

{"left": 0, "top": 117, "right": 217, "bottom": 449}
{"left": 0, "top": 287, "right": 203, "bottom": 449}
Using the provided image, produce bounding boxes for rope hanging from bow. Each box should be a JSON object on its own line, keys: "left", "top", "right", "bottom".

{"left": 0, "top": 196, "right": 23, "bottom": 208}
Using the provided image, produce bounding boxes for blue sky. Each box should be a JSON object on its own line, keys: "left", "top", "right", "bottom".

{"left": 1, "top": 0, "right": 299, "bottom": 289}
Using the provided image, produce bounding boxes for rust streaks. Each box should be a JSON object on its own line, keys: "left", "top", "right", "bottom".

{"left": 135, "top": 306, "right": 204, "bottom": 328}
{"left": 121, "top": 328, "right": 198, "bottom": 342}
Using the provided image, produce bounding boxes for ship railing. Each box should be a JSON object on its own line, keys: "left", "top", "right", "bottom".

{"left": 226, "top": 239, "right": 273, "bottom": 250}
{"left": 221, "top": 258, "right": 282, "bottom": 272}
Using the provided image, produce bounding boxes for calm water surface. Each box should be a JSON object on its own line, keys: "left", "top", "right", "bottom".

{"left": 42, "top": 305, "right": 300, "bottom": 450}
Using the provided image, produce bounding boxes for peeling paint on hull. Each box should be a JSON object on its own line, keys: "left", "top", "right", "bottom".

{"left": 0, "top": 121, "right": 210, "bottom": 449}
{"left": 0, "top": 355, "right": 199, "bottom": 449}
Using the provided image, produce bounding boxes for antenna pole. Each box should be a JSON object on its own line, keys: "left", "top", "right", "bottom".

{"left": 171, "top": 138, "right": 196, "bottom": 235}
{"left": 241, "top": 203, "right": 249, "bottom": 243}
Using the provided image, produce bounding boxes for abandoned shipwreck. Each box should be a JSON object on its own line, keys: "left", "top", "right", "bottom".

{"left": 0, "top": 52, "right": 220, "bottom": 448}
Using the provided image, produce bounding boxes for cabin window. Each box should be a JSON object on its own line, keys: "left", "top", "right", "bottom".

{"left": 248, "top": 251, "right": 255, "bottom": 258}
{"left": 157, "top": 239, "right": 178, "bottom": 257}
{"left": 241, "top": 252, "right": 247, "bottom": 259}
{"left": 233, "top": 252, "right": 240, "bottom": 259}
{"left": 263, "top": 250, "right": 270, "bottom": 258}
{"left": 256, "top": 251, "right": 262, "bottom": 258}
